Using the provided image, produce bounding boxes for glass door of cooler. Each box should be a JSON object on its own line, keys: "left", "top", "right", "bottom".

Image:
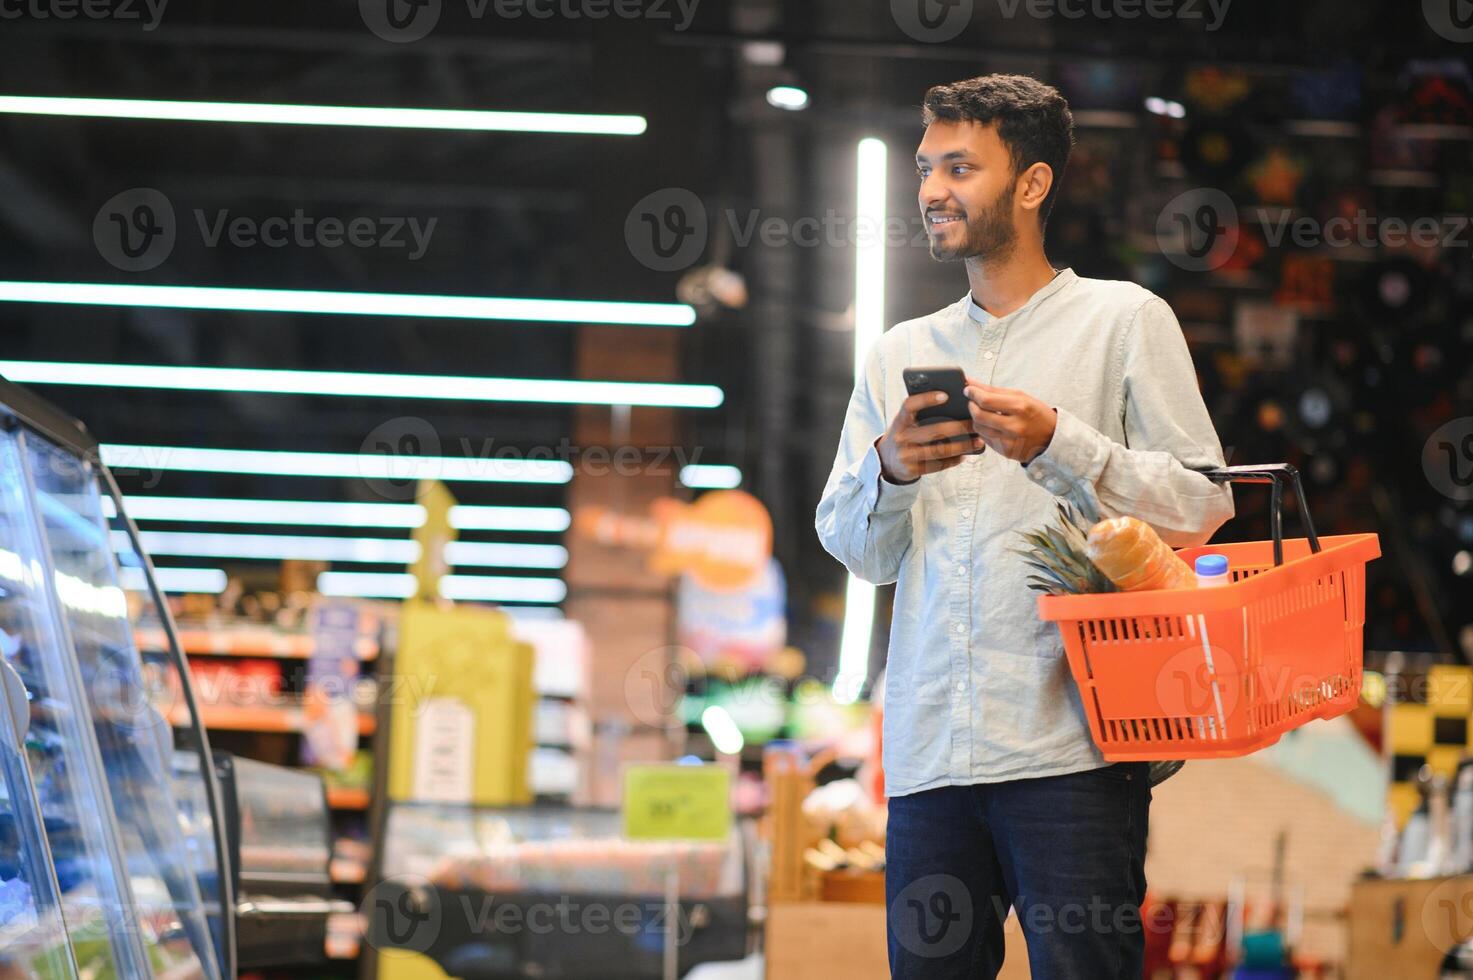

{"left": 0, "top": 654, "right": 78, "bottom": 980}
{"left": 0, "top": 425, "right": 152, "bottom": 980}
{"left": 103, "top": 486, "right": 233, "bottom": 977}
{"left": 19, "top": 430, "right": 221, "bottom": 980}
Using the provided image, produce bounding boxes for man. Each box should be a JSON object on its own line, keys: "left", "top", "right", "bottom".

{"left": 815, "top": 74, "right": 1235, "bottom": 978}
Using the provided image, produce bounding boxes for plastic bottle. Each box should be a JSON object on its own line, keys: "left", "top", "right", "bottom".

{"left": 1189, "top": 553, "right": 1230, "bottom": 737}
{"left": 1448, "top": 759, "right": 1473, "bottom": 876}
{"left": 1194, "top": 554, "right": 1230, "bottom": 588}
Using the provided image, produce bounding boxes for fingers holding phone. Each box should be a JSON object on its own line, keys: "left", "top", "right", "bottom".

{"left": 879, "top": 368, "right": 986, "bottom": 484}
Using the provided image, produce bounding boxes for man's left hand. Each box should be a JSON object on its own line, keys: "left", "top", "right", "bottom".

{"left": 963, "top": 380, "right": 1058, "bottom": 464}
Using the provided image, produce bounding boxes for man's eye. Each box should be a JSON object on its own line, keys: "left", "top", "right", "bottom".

{"left": 915, "top": 167, "right": 928, "bottom": 178}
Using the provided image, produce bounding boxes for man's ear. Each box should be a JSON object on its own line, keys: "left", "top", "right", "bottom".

{"left": 1016, "top": 162, "right": 1054, "bottom": 217}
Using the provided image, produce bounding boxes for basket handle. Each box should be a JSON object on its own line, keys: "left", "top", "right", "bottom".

{"left": 1196, "top": 463, "right": 1321, "bottom": 567}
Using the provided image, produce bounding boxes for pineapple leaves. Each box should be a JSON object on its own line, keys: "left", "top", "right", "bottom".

{"left": 1013, "top": 499, "right": 1119, "bottom": 596}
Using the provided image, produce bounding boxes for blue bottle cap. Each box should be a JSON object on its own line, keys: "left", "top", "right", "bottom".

{"left": 1195, "top": 554, "right": 1229, "bottom": 576}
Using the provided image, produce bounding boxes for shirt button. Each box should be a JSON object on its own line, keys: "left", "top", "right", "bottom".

{"left": 982, "top": 351, "right": 995, "bottom": 360}
{"left": 1045, "top": 478, "right": 1064, "bottom": 493}
{"left": 952, "top": 622, "right": 965, "bottom": 634}
{"left": 955, "top": 681, "right": 966, "bottom": 693}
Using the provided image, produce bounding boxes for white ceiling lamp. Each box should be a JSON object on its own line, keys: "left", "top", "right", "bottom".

{"left": 0, "top": 282, "right": 695, "bottom": 327}
{"left": 123, "top": 530, "right": 567, "bottom": 568}
{"left": 679, "top": 464, "right": 742, "bottom": 490}
{"left": 126, "top": 530, "right": 418, "bottom": 565}
{"left": 766, "top": 86, "right": 811, "bottom": 111}
{"left": 316, "top": 571, "right": 566, "bottom": 604}
{"left": 99, "top": 444, "right": 573, "bottom": 485}
{"left": 119, "top": 566, "right": 228, "bottom": 594}
{"left": 116, "top": 496, "right": 571, "bottom": 533}
{"left": 0, "top": 95, "right": 647, "bottom": 135}
{"left": 0, "top": 361, "right": 724, "bottom": 409}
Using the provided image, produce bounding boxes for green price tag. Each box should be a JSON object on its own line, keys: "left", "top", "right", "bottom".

{"left": 622, "top": 764, "right": 731, "bottom": 841}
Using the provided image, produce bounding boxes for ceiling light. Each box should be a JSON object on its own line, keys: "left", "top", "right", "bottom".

{"left": 99, "top": 444, "right": 573, "bottom": 485}
{"left": 679, "top": 464, "right": 742, "bottom": 490}
{"left": 0, "top": 281, "right": 695, "bottom": 327}
{"left": 0, "top": 361, "right": 723, "bottom": 408}
{"left": 316, "top": 571, "right": 566, "bottom": 604}
{"left": 112, "top": 496, "right": 571, "bottom": 532}
{"left": 0, "top": 95, "right": 647, "bottom": 135}
{"left": 766, "top": 86, "right": 810, "bottom": 111}
{"left": 119, "top": 566, "right": 228, "bottom": 594}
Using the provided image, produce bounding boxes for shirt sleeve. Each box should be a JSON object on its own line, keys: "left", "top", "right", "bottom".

{"left": 1021, "top": 296, "right": 1235, "bottom": 547}
{"left": 815, "top": 340, "right": 923, "bottom": 584}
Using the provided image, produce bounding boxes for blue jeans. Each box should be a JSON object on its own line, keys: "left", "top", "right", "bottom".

{"left": 884, "top": 762, "right": 1151, "bottom": 979}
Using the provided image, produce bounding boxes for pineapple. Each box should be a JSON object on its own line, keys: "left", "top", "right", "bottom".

{"left": 1014, "top": 497, "right": 1120, "bottom": 597}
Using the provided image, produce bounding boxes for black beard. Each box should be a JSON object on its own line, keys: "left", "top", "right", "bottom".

{"left": 928, "top": 187, "right": 1017, "bottom": 263}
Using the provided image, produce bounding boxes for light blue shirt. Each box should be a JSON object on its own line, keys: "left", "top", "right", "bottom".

{"left": 815, "top": 269, "right": 1235, "bottom": 797}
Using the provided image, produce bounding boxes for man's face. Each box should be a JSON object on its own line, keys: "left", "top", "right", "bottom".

{"left": 915, "top": 120, "right": 1021, "bottom": 263}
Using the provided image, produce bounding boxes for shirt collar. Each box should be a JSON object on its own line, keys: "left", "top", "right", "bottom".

{"left": 966, "top": 267, "right": 1077, "bottom": 324}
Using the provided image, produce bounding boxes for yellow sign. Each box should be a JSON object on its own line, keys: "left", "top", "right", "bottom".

{"left": 410, "top": 480, "right": 457, "bottom": 600}
{"left": 387, "top": 600, "right": 532, "bottom": 805}
{"left": 622, "top": 764, "right": 731, "bottom": 841}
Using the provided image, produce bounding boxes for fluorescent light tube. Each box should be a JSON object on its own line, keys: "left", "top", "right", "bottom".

{"left": 119, "top": 566, "right": 228, "bottom": 594}
{"left": 317, "top": 571, "right": 566, "bottom": 604}
{"left": 116, "top": 496, "right": 570, "bottom": 532}
{"left": 124, "top": 531, "right": 566, "bottom": 568}
{"left": 679, "top": 464, "right": 742, "bottom": 490}
{"left": 835, "top": 137, "right": 888, "bottom": 706}
{"left": 100, "top": 444, "right": 573, "bottom": 485}
{"left": 127, "top": 530, "right": 418, "bottom": 564}
{"left": 0, "top": 361, "right": 723, "bottom": 409}
{"left": 0, "top": 282, "right": 696, "bottom": 327}
{"left": 0, "top": 95, "right": 647, "bottom": 135}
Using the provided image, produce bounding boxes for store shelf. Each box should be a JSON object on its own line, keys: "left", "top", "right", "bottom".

{"left": 136, "top": 627, "right": 379, "bottom": 661}
{"left": 170, "top": 704, "right": 377, "bottom": 736}
{"left": 326, "top": 786, "right": 371, "bottom": 810}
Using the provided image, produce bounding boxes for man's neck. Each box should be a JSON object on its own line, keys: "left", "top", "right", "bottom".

{"left": 965, "top": 247, "right": 1058, "bottom": 319}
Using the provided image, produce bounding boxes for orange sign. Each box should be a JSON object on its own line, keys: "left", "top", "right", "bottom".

{"left": 576, "top": 490, "right": 772, "bottom": 592}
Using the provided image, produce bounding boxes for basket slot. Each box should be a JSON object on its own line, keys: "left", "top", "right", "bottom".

{"left": 1076, "top": 623, "right": 1095, "bottom": 680}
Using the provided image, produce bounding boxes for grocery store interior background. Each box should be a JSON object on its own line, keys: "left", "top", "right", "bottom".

{"left": 1, "top": 0, "right": 1472, "bottom": 977}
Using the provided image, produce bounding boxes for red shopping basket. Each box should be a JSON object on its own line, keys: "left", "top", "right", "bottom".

{"left": 1037, "top": 464, "right": 1380, "bottom": 761}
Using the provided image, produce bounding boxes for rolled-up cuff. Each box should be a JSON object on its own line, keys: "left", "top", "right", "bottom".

{"left": 855, "top": 438, "right": 923, "bottom": 514}
{"left": 1022, "top": 406, "right": 1110, "bottom": 496}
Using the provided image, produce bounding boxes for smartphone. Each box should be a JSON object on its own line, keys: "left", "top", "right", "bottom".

{"left": 902, "top": 366, "right": 980, "bottom": 451}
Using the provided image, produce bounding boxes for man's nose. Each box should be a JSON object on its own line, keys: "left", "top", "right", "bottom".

{"left": 919, "top": 176, "right": 948, "bottom": 211}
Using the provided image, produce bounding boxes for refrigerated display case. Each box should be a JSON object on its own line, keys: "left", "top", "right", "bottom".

{"left": 369, "top": 803, "right": 749, "bottom": 979}
{"left": 0, "top": 377, "right": 235, "bottom": 980}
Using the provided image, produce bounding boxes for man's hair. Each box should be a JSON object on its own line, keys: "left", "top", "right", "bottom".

{"left": 921, "top": 74, "right": 1075, "bottom": 230}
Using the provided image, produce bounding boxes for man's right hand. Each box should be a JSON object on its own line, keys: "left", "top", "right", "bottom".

{"left": 877, "top": 391, "right": 986, "bottom": 484}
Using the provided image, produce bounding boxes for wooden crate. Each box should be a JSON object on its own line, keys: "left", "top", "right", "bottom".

{"left": 765, "top": 901, "right": 1032, "bottom": 979}
{"left": 1347, "top": 875, "right": 1473, "bottom": 979}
